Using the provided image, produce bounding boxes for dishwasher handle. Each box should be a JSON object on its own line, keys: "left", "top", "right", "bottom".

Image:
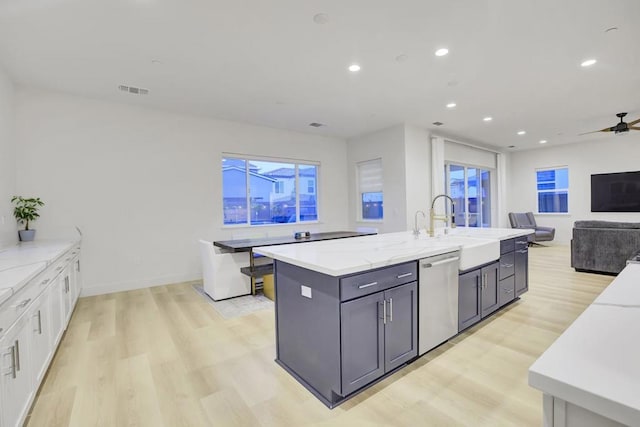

{"left": 422, "top": 257, "right": 460, "bottom": 268}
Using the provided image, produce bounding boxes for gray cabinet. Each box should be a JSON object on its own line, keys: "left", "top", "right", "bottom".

{"left": 480, "top": 262, "right": 500, "bottom": 317}
{"left": 275, "top": 260, "right": 417, "bottom": 407}
{"left": 514, "top": 239, "right": 529, "bottom": 296}
{"left": 458, "top": 269, "right": 481, "bottom": 331}
{"left": 341, "top": 281, "right": 417, "bottom": 396}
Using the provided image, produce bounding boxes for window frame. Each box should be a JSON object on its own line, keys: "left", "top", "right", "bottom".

{"left": 535, "top": 166, "right": 569, "bottom": 215}
{"left": 222, "top": 154, "right": 320, "bottom": 227}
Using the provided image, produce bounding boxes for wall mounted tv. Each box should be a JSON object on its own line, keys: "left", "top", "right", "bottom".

{"left": 591, "top": 171, "right": 640, "bottom": 212}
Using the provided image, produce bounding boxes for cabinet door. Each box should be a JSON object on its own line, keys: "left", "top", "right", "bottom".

{"left": 515, "top": 247, "right": 529, "bottom": 296}
{"left": 340, "top": 292, "right": 385, "bottom": 396}
{"left": 49, "top": 275, "right": 65, "bottom": 347}
{"left": 30, "top": 292, "right": 52, "bottom": 386}
{"left": 458, "top": 269, "right": 481, "bottom": 331}
{"left": 1, "top": 318, "right": 34, "bottom": 427}
{"left": 481, "top": 262, "right": 500, "bottom": 318}
{"left": 62, "top": 267, "right": 72, "bottom": 324}
{"left": 383, "top": 282, "right": 417, "bottom": 372}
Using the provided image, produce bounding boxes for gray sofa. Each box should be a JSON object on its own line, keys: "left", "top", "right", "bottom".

{"left": 571, "top": 220, "right": 640, "bottom": 274}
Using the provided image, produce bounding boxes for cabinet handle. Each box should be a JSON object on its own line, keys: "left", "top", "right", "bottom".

{"left": 482, "top": 274, "right": 487, "bottom": 290}
{"left": 396, "top": 272, "right": 413, "bottom": 279}
{"left": 516, "top": 249, "right": 528, "bottom": 254}
{"left": 382, "top": 300, "right": 387, "bottom": 325}
{"left": 40, "top": 278, "right": 51, "bottom": 286}
{"left": 65, "top": 276, "right": 70, "bottom": 293}
{"left": 516, "top": 240, "right": 527, "bottom": 245}
{"left": 14, "top": 340, "right": 20, "bottom": 372}
{"left": 358, "top": 281, "right": 378, "bottom": 289}
{"left": 389, "top": 298, "right": 393, "bottom": 322}
{"left": 37, "top": 310, "right": 42, "bottom": 334}
{"left": 77, "top": 260, "right": 81, "bottom": 272}
{"left": 3, "top": 346, "right": 16, "bottom": 378}
{"left": 13, "top": 298, "right": 31, "bottom": 309}
{"left": 55, "top": 266, "right": 63, "bottom": 271}
{"left": 65, "top": 257, "right": 71, "bottom": 261}
{"left": 501, "top": 263, "right": 514, "bottom": 268}
{"left": 505, "top": 289, "right": 513, "bottom": 294}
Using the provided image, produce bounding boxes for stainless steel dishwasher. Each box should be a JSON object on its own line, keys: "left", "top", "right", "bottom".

{"left": 418, "top": 250, "right": 460, "bottom": 355}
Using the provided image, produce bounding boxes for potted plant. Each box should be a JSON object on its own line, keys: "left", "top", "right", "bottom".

{"left": 11, "top": 196, "right": 45, "bottom": 242}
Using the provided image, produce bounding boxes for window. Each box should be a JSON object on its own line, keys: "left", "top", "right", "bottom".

{"left": 447, "top": 163, "right": 492, "bottom": 227}
{"left": 222, "top": 157, "right": 319, "bottom": 225}
{"left": 536, "top": 167, "right": 568, "bottom": 213}
{"left": 358, "top": 159, "right": 383, "bottom": 220}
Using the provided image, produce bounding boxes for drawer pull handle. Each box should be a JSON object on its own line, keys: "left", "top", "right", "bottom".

{"left": 501, "top": 263, "right": 514, "bottom": 268}
{"left": 389, "top": 298, "right": 393, "bottom": 322}
{"left": 396, "top": 272, "right": 413, "bottom": 279}
{"left": 3, "top": 346, "right": 16, "bottom": 378}
{"left": 15, "top": 340, "right": 20, "bottom": 372}
{"left": 516, "top": 249, "right": 528, "bottom": 254}
{"left": 505, "top": 289, "right": 513, "bottom": 294}
{"left": 40, "top": 278, "right": 51, "bottom": 286}
{"left": 13, "top": 298, "right": 32, "bottom": 309}
{"left": 516, "top": 241, "right": 528, "bottom": 245}
{"left": 358, "top": 281, "right": 378, "bottom": 289}
{"left": 55, "top": 266, "right": 63, "bottom": 271}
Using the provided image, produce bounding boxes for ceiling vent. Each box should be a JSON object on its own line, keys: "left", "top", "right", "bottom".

{"left": 432, "top": 121, "right": 444, "bottom": 126}
{"left": 309, "top": 122, "right": 325, "bottom": 127}
{"left": 118, "top": 85, "right": 149, "bottom": 95}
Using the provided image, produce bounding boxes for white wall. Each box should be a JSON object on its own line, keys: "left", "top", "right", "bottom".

{"left": 404, "top": 125, "right": 431, "bottom": 230}
{"left": 15, "top": 88, "right": 348, "bottom": 295}
{"left": 347, "top": 124, "right": 408, "bottom": 233}
{"left": 508, "top": 135, "right": 640, "bottom": 244}
{"left": 0, "top": 65, "right": 17, "bottom": 248}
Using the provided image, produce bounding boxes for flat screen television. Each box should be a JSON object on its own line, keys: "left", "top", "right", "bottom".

{"left": 591, "top": 171, "right": 640, "bottom": 212}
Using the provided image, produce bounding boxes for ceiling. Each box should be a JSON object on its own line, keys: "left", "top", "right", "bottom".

{"left": 1, "top": 0, "right": 639, "bottom": 150}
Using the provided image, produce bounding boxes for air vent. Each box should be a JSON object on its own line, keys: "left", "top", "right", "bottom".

{"left": 432, "top": 121, "right": 444, "bottom": 126}
{"left": 309, "top": 122, "right": 325, "bottom": 128}
{"left": 118, "top": 85, "right": 149, "bottom": 95}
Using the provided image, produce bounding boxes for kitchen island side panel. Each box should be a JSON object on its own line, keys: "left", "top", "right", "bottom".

{"left": 275, "top": 260, "right": 342, "bottom": 402}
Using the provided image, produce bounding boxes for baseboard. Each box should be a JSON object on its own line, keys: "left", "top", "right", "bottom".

{"left": 80, "top": 273, "right": 201, "bottom": 297}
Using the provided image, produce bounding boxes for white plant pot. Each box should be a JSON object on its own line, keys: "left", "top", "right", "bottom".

{"left": 19, "top": 229, "right": 36, "bottom": 241}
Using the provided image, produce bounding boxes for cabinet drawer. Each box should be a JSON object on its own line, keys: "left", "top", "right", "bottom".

{"left": 0, "top": 278, "right": 42, "bottom": 336}
{"left": 340, "top": 262, "right": 417, "bottom": 301}
{"left": 514, "top": 238, "right": 528, "bottom": 250}
{"left": 499, "top": 252, "right": 515, "bottom": 280}
{"left": 498, "top": 275, "right": 515, "bottom": 307}
{"left": 500, "top": 238, "right": 515, "bottom": 255}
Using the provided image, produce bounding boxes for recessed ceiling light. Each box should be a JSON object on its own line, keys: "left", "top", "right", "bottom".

{"left": 432, "top": 121, "right": 444, "bottom": 126}
{"left": 539, "top": 140, "right": 548, "bottom": 144}
{"left": 517, "top": 130, "right": 526, "bottom": 135}
{"left": 435, "top": 48, "right": 449, "bottom": 57}
{"left": 508, "top": 145, "right": 515, "bottom": 149}
{"left": 446, "top": 103, "right": 457, "bottom": 109}
{"left": 348, "top": 64, "right": 361, "bottom": 72}
{"left": 581, "top": 59, "right": 597, "bottom": 67}
{"left": 309, "top": 122, "right": 325, "bottom": 127}
{"left": 313, "top": 13, "right": 329, "bottom": 24}
{"left": 483, "top": 117, "right": 493, "bottom": 122}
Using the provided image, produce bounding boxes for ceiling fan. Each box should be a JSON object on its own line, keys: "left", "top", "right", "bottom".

{"left": 580, "top": 112, "right": 640, "bottom": 135}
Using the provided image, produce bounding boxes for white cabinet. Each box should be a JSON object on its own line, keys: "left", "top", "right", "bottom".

{"left": 1, "top": 316, "right": 34, "bottom": 427}
{"left": 0, "top": 241, "right": 81, "bottom": 427}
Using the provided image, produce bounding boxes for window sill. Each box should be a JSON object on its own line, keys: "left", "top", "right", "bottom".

{"left": 356, "top": 219, "right": 384, "bottom": 223}
{"left": 534, "top": 212, "right": 571, "bottom": 216}
{"left": 222, "top": 220, "right": 321, "bottom": 229}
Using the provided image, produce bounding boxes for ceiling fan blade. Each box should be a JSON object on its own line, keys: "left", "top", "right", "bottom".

{"left": 579, "top": 127, "right": 613, "bottom": 136}
{"left": 630, "top": 126, "right": 640, "bottom": 131}
{"left": 627, "top": 117, "right": 640, "bottom": 126}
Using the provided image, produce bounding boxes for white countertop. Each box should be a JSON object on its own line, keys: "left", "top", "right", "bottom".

{"left": 254, "top": 228, "right": 533, "bottom": 276}
{"left": 529, "top": 263, "right": 640, "bottom": 426}
{"left": 0, "top": 239, "right": 78, "bottom": 306}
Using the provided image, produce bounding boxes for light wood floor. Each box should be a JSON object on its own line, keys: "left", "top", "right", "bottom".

{"left": 26, "top": 246, "right": 614, "bottom": 427}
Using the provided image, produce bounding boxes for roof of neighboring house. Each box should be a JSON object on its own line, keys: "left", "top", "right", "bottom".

{"left": 263, "top": 167, "right": 316, "bottom": 178}
{"left": 222, "top": 166, "right": 277, "bottom": 182}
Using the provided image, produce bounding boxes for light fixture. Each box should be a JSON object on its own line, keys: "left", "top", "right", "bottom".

{"left": 313, "top": 13, "right": 329, "bottom": 24}
{"left": 539, "top": 140, "right": 548, "bottom": 144}
{"left": 581, "top": 59, "right": 597, "bottom": 67}
{"left": 446, "top": 103, "right": 457, "bottom": 109}
{"left": 483, "top": 117, "right": 493, "bottom": 122}
{"left": 435, "top": 48, "right": 449, "bottom": 57}
{"left": 517, "top": 130, "right": 526, "bottom": 135}
{"left": 348, "top": 64, "right": 361, "bottom": 72}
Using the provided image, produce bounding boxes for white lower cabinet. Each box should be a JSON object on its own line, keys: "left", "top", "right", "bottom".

{"left": 1, "top": 316, "right": 34, "bottom": 427}
{"left": 0, "top": 242, "right": 81, "bottom": 427}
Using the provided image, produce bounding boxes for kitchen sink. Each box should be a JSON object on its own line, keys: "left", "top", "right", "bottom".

{"left": 420, "top": 234, "right": 500, "bottom": 271}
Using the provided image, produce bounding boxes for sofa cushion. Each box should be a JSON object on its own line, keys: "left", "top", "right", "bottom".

{"left": 574, "top": 220, "right": 640, "bottom": 230}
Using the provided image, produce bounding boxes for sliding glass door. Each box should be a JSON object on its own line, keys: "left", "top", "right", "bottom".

{"left": 446, "top": 164, "right": 492, "bottom": 228}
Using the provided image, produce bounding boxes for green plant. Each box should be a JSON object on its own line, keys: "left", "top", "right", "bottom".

{"left": 11, "top": 196, "right": 44, "bottom": 230}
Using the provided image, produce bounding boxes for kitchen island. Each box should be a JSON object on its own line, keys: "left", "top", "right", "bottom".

{"left": 255, "top": 228, "right": 533, "bottom": 407}
{"left": 529, "top": 263, "right": 640, "bottom": 427}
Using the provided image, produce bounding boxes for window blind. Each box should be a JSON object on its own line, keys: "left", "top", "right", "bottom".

{"left": 358, "top": 159, "right": 383, "bottom": 193}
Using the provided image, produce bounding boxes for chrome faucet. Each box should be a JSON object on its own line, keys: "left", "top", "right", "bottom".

{"left": 428, "top": 194, "right": 456, "bottom": 237}
{"left": 413, "top": 210, "right": 426, "bottom": 236}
